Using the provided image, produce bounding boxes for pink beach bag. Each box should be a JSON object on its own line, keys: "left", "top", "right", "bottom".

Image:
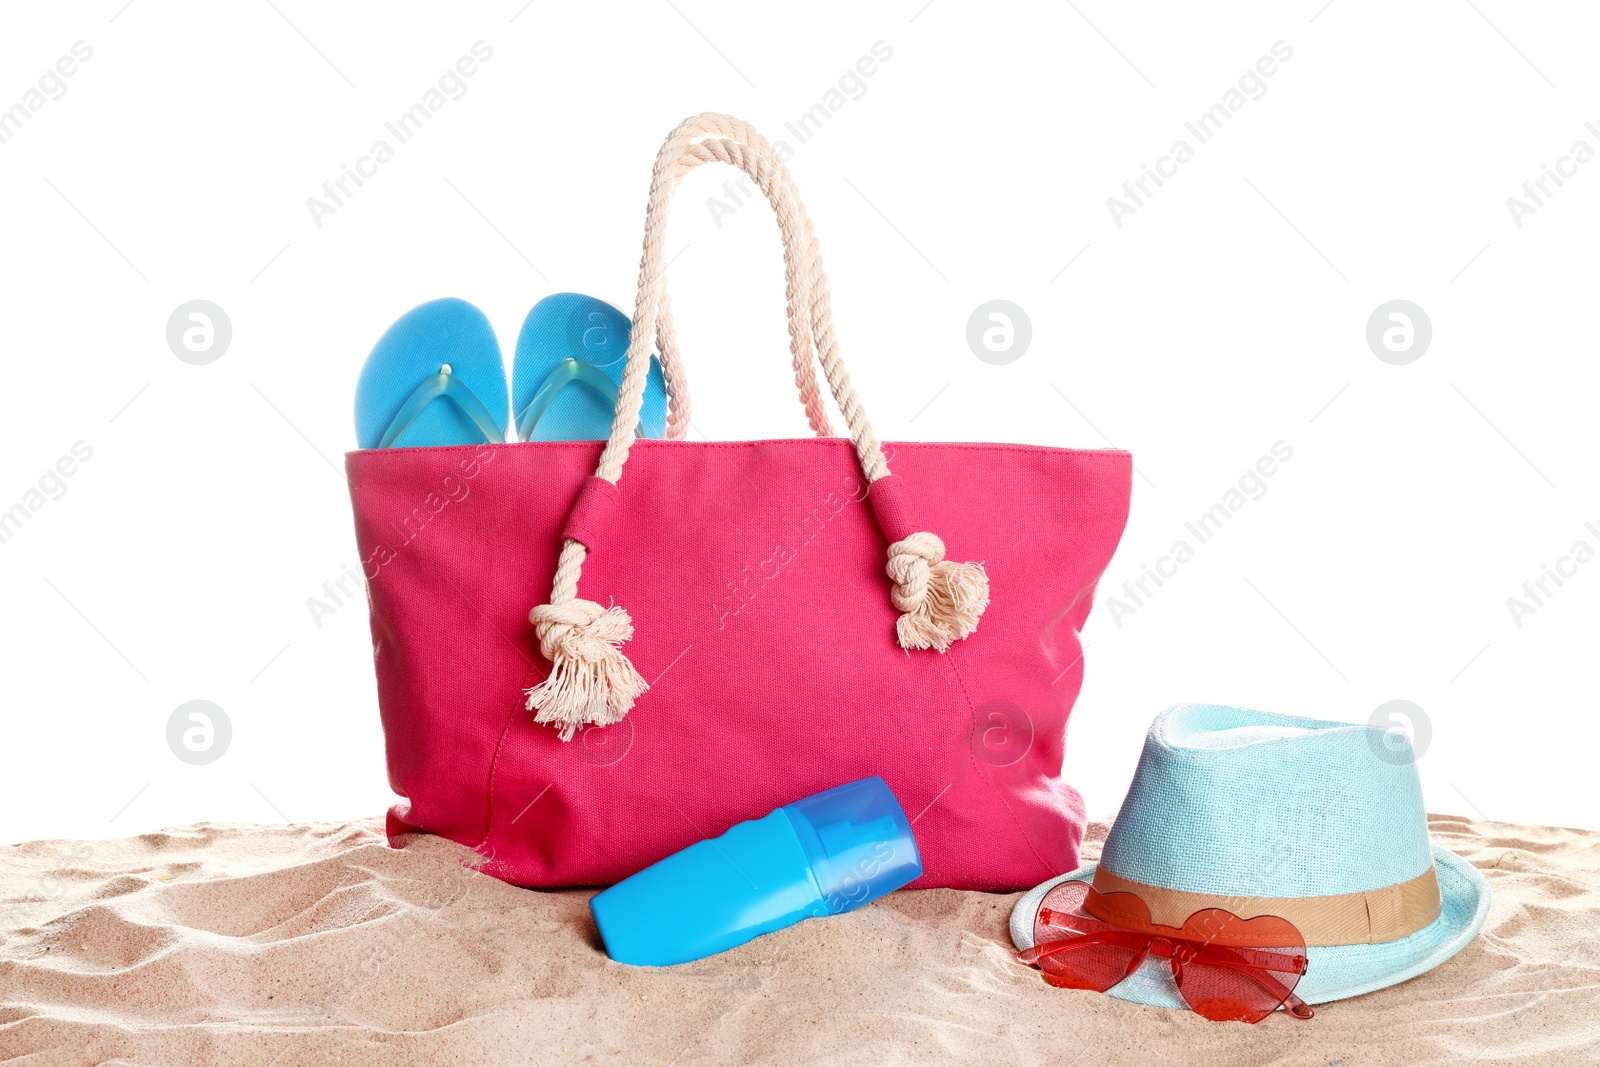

{"left": 346, "top": 114, "right": 1132, "bottom": 890}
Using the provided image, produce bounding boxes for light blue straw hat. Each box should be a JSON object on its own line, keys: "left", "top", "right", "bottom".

{"left": 1011, "top": 704, "right": 1490, "bottom": 1009}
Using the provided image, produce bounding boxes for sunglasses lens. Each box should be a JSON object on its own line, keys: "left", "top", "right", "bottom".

{"left": 1029, "top": 881, "right": 1144, "bottom": 993}
{"left": 1181, "top": 962, "right": 1290, "bottom": 1023}
{"left": 1174, "top": 912, "right": 1307, "bottom": 1024}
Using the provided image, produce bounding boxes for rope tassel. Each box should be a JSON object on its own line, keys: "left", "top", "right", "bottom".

{"left": 525, "top": 599, "right": 648, "bottom": 741}
{"left": 887, "top": 532, "right": 991, "bottom": 652}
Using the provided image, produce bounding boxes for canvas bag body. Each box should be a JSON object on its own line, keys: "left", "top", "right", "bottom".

{"left": 344, "top": 115, "right": 1132, "bottom": 890}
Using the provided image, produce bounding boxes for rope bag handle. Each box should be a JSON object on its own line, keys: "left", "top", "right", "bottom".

{"left": 653, "top": 114, "right": 837, "bottom": 439}
{"left": 526, "top": 113, "right": 990, "bottom": 739}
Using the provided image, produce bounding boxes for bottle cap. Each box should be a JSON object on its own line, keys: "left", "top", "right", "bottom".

{"left": 782, "top": 776, "right": 922, "bottom": 914}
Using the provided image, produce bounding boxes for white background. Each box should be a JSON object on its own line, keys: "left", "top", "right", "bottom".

{"left": 1, "top": 1, "right": 1595, "bottom": 846}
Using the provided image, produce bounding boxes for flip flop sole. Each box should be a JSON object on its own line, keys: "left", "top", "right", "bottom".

{"left": 355, "top": 298, "right": 509, "bottom": 449}
{"left": 512, "top": 293, "right": 666, "bottom": 442}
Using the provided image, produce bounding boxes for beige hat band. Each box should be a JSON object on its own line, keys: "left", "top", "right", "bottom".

{"left": 1090, "top": 865, "right": 1443, "bottom": 948}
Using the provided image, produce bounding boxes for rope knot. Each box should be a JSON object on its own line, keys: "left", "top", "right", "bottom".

{"left": 887, "top": 532, "right": 990, "bottom": 652}
{"left": 525, "top": 598, "right": 648, "bottom": 741}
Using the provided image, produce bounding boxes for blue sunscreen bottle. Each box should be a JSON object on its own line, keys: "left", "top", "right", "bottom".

{"left": 590, "top": 776, "right": 922, "bottom": 966}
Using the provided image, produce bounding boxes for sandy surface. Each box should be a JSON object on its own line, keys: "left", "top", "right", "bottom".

{"left": 2, "top": 813, "right": 1596, "bottom": 1066}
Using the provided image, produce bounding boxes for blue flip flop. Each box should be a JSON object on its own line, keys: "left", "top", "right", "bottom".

{"left": 512, "top": 293, "right": 667, "bottom": 442}
{"left": 355, "top": 298, "right": 509, "bottom": 449}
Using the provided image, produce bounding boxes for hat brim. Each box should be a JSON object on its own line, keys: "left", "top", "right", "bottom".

{"left": 1008, "top": 845, "right": 1489, "bottom": 1009}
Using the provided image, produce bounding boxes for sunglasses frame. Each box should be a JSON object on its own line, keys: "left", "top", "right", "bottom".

{"left": 1017, "top": 882, "right": 1315, "bottom": 1023}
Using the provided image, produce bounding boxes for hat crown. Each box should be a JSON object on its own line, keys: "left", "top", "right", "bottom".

{"left": 1099, "top": 704, "right": 1433, "bottom": 900}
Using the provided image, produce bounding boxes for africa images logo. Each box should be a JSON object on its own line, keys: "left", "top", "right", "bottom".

{"left": 1105, "top": 40, "right": 1294, "bottom": 228}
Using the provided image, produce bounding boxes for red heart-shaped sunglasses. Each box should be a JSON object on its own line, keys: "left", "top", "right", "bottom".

{"left": 1016, "top": 880, "right": 1315, "bottom": 1023}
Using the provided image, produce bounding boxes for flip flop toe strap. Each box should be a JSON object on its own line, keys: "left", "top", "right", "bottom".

{"left": 380, "top": 364, "right": 506, "bottom": 448}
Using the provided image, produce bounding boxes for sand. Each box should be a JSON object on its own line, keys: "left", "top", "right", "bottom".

{"left": 2, "top": 813, "right": 1597, "bottom": 1066}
